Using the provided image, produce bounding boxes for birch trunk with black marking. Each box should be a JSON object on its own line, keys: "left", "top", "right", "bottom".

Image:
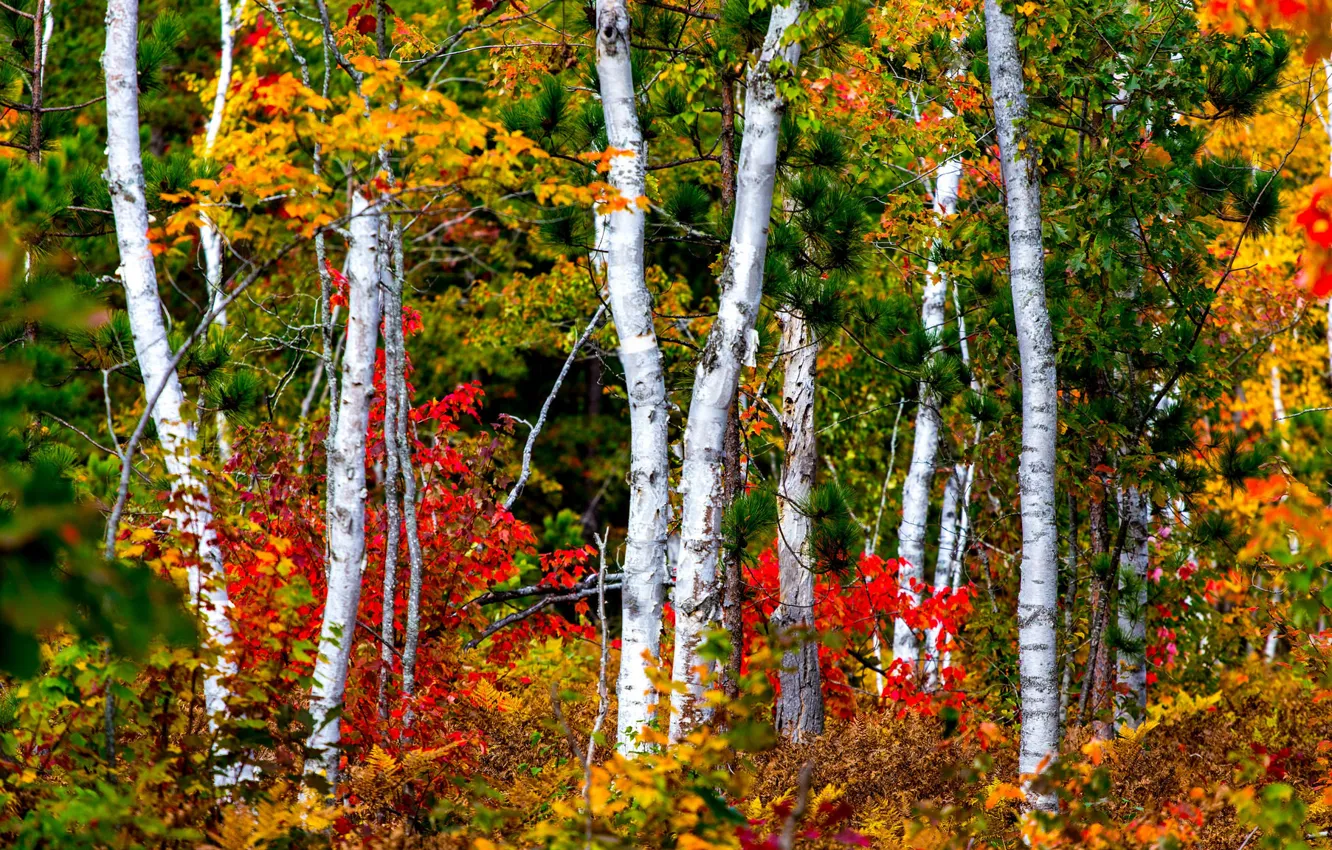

{"left": 391, "top": 224, "right": 426, "bottom": 715}
{"left": 377, "top": 224, "right": 403, "bottom": 722}
{"left": 104, "top": 0, "right": 242, "bottom": 777}
{"left": 913, "top": 154, "right": 962, "bottom": 681}
{"left": 985, "top": 0, "right": 1059, "bottom": 809}
{"left": 774, "top": 312, "right": 822, "bottom": 741}
{"left": 1115, "top": 488, "right": 1150, "bottom": 729}
{"left": 671, "top": 0, "right": 807, "bottom": 740}
{"left": 305, "top": 192, "right": 382, "bottom": 784}
{"left": 594, "top": 0, "right": 671, "bottom": 753}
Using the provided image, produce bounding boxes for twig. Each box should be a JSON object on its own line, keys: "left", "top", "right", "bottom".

{"left": 503, "top": 303, "right": 608, "bottom": 511}
{"left": 778, "top": 761, "right": 814, "bottom": 850}
{"left": 464, "top": 586, "right": 604, "bottom": 649}
{"left": 550, "top": 682, "right": 586, "bottom": 764}
{"left": 37, "top": 411, "right": 152, "bottom": 485}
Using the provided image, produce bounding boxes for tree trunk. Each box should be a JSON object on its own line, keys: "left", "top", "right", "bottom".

{"left": 774, "top": 312, "right": 822, "bottom": 741}
{"left": 1078, "top": 443, "right": 1113, "bottom": 738}
{"left": 1114, "top": 488, "right": 1149, "bottom": 729}
{"left": 305, "top": 192, "right": 382, "bottom": 784}
{"left": 594, "top": 0, "right": 672, "bottom": 754}
{"left": 893, "top": 153, "right": 962, "bottom": 667}
{"left": 200, "top": 0, "right": 246, "bottom": 462}
{"left": 391, "top": 224, "right": 426, "bottom": 716}
{"left": 984, "top": 0, "right": 1060, "bottom": 810}
{"left": 28, "top": 0, "right": 50, "bottom": 163}
{"left": 104, "top": 0, "right": 242, "bottom": 777}
{"left": 1057, "top": 494, "right": 1079, "bottom": 732}
{"left": 720, "top": 402, "right": 745, "bottom": 703}
{"left": 670, "top": 0, "right": 807, "bottom": 740}
{"left": 924, "top": 467, "right": 961, "bottom": 688}
{"left": 377, "top": 222, "right": 403, "bottom": 722}
{"left": 942, "top": 277, "right": 979, "bottom": 678}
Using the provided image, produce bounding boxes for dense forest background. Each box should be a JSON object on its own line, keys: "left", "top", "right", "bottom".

{"left": 5, "top": 0, "right": 1332, "bottom": 846}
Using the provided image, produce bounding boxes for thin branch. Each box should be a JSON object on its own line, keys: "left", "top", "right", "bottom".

{"left": 38, "top": 411, "right": 153, "bottom": 485}
{"left": 503, "top": 303, "right": 608, "bottom": 511}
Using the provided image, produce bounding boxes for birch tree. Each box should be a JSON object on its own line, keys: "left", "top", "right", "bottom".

{"left": 1114, "top": 488, "right": 1150, "bottom": 728}
{"left": 984, "top": 0, "right": 1059, "bottom": 808}
{"left": 894, "top": 147, "right": 963, "bottom": 668}
{"left": 305, "top": 192, "right": 382, "bottom": 783}
{"left": 103, "top": 0, "right": 242, "bottom": 757}
{"left": 593, "top": 0, "right": 671, "bottom": 754}
{"left": 670, "top": 0, "right": 808, "bottom": 740}
{"left": 911, "top": 150, "right": 963, "bottom": 681}
{"left": 773, "top": 311, "right": 822, "bottom": 741}
{"left": 199, "top": 0, "right": 247, "bottom": 461}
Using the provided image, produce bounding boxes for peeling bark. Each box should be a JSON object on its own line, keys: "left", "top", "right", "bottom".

{"left": 773, "top": 312, "right": 822, "bottom": 742}
{"left": 671, "top": 0, "right": 808, "bottom": 740}
{"left": 594, "top": 0, "right": 671, "bottom": 753}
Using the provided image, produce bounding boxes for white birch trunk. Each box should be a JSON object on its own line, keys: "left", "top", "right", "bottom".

{"left": 1114, "top": 488, "right": 1149, "bottom": 729}
{"left": 104, "top": 0, "right": 242, "bottom": 769}
{"left": 773, "top": 312, "right": 822, "bottom": 741}
{"left": 1270, "top": 343, "right": 1286, "bottom": 425}
{"left": 670, "top": 0, "right": 807, "bottom": 740}
{"left": 984, "top": 0, "right": 1060, "bottom": 810}
{"left": 376, "top": 222, "right": 403, "bottom": 721}
{"left": 594, "top": 0, "right": 672, "bottom": 754}
{"left": 200, "top": 0, "right": 246, "bottom": 462}
{"left": 305, "top": 192, "right": 382, "bottom": 783}
{"left": 893, "top": 153, "right": 962, "bottom": 665}
{"left": 924, "top": 467, "right": 961, "bottom": 688}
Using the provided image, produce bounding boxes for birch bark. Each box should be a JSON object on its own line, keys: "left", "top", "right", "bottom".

{"left": 200, "top": 0, "right": 246, "bottom": 462}
{"left": 984, "top": 0, "right": 1060, "bottom": 809}
{"left": 594, "top": 0, "right": 672, "bottom": 753}
{"left": 1114, "top": 488, "right": 1149, "bottom": 728}
{"left": 923, "top": 467, "right": 961, "bottom": 688}
{"left": 670, "top": 0, "right": 807, "bottom": 740}
{"left": 906, "top": 152, "right": 962, "bottom": 678}
{"left": 377, "top": 223, "right": 403, "bottom": 721}
{"left": 773, "top": 312, "right": 822, "bottom": 741}
{"left": 305, "top": 192, "right": 382, "bottom": 783}
{"left": 104, "top": 0, "right": 241, "bottom": 761}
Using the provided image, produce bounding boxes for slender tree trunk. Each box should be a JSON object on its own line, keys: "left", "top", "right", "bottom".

{"left": 924, "top": 467, "right": 961, "bottom": 688}
{"left": 391, "top": 225, "right": 426, "bottom": 716}
{"left": 1078, "top": 442, "right": 1114, "bottom": 738}
{"left": 104, "top": 0, "right": 243, "bottom": 778}
{"left": 720, "top": 403, "right": 746, "bottom": 703}
{"left": 305, "top": 192, "right": 382, "bottom": 784}
{"left": 594, "top": 0, "right": 672, "bottom": 754}
{"left": 774, "top": 312, "right": 822, "bottom": 741}
{"left": 377, "top": 223, "right": 403, "bottom": 722}
{"left": 200, "top": 0, "right": 246, "bottom": 462}
{"left": 943, "top": 278, "right": 979, "bottom": 679}
{"left": 984, "top": 0, "right": 1059, "bottom": 810}
{"left": 1114, "top": 488, "right": 1149, "bottom": 729}
{"left": 28, "top": 0, "right": 49, "bottom": 162}
{"left": 1057, "top": 495, "right": 1079, "bottom": 733}
{"left": 1270, "top": 343, "right": 1286, "bottom": 425}
{"left": 671, "top": 0, "right": 807, "bottom": 740}
{"left": 894, "top": 154, "right": 962, "bottom": 666}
